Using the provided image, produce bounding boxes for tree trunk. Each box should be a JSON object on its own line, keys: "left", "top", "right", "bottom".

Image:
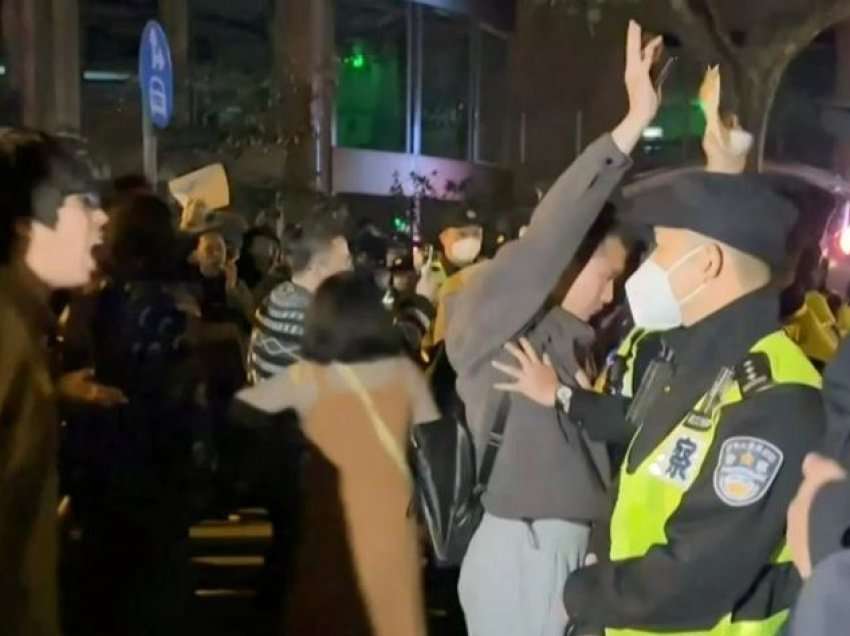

{"left": 729, "top": 59, "right": 789, "bottom": 172}
{"left": 279, "top": 0, "right": 334, "bottom": 195}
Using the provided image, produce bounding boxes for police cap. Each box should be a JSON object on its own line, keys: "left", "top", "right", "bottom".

{"left": 624, "top": 171, "right": 799, "bottom": 270}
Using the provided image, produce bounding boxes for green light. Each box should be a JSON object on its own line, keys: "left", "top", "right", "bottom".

{"left": 393, "top": 216, "right": 410, "bottom": 233}
{"left": 351, "top": 52, "right": 365, "bottom": 69}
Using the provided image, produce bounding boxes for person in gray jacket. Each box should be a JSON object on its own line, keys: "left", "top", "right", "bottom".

{"left": 444, "top": 21, "right": 662, "bottom": 636}
{"left": 785, "top": 337, "right": 850, "bottom": 636}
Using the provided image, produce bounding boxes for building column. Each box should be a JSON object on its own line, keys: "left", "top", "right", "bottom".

{"left": 160, "top": 0, "right": 191, "bottom": 126}
{"left": 50, "top": 0, "right": 81, "bottom": 131}
{"left": 277, "top": 0, "right": 335, "bottom": 194}
{"left": 3, "top": 0, "right": 52, "bottom": 129}
{"left": 1, "top": 0, "right": 80, "bottom": 132}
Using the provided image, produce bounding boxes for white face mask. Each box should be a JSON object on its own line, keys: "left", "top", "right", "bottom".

{"left": 448, "top": 237, "right": 482, "bottom": 267}
{"left": 625, "top": 247, "right": 707, "bottom": 330}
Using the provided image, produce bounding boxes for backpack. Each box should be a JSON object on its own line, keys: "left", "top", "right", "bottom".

{"left": 409, "top": 342, "right": 509, "bottom": 568}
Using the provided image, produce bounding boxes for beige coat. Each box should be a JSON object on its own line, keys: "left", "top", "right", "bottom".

{"left": 237, "top": 356, "right": 439, "bottom": 636}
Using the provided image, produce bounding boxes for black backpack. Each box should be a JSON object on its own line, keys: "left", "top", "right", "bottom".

{"left": 409, "top": 342, "right": 509, "bottom": 568}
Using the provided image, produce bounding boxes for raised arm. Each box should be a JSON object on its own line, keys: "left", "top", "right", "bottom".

{"left": 446, "top": 21, "right": 662, "bottom": 376}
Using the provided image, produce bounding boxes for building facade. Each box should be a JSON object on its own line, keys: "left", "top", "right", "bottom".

{"left": 0, "top": 0, "right": 515, "bottom": 233}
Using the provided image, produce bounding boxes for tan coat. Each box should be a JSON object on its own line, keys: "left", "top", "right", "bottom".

{"left": 0, "top": 266, "right": 60, "bottom": 636}
{"left": 237, "top": 356, "right": 439, "bottom": 636}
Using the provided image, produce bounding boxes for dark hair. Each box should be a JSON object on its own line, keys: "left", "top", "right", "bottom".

{"left": 283, "top": 211, "right": 347, "bottom": 274}
{"left": 301, "top": 271, "right": 404, "bottom": 364}
{"left": 0, "top": 128, "right": 92, "bottom": 264}
{"left": 575, "top": 202, "right": 635, "bottom": 266}
{"left": 244, "top": 226, "right": 279, "bottom": 251}
{"left": 238, "top": 227, "right": 280, "bottom": 288}
{"left": 112, "top": 174, "right": 153, "bottom": 195}
{"left": 550, "top": 202, "right": 636, "bottom": 306}
{"left": 103, "top": 193, "right": 177, "bottom": 281}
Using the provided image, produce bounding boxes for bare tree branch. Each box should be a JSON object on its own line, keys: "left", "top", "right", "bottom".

{"left": 807, "top": 0, "right": 850, "bottom": 44}
{"left": 666, "top": 0, "right": 729, "bottom": 65}
{"left": 702, "top": 0, "right": 738, "bottom": 60}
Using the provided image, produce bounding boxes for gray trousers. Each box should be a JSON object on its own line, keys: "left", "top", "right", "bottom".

{"left": 459, "top": 512, "right": 590, "bottom": 636}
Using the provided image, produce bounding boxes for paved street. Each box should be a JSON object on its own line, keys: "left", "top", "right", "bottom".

{"left": 188, "top": 510, "right": 467, "bottom": 635}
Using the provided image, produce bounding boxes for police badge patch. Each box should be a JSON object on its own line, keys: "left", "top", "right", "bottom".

{"left": 713, "top": 437, "right": 784, "bottom": 507}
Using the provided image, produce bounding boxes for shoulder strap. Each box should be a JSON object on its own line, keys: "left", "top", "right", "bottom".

{"left": 473, "top": 313, "right": 548, "bottom": 492}
{"left": 474, "top": 392, "right": 511, "bottom": 494}
{"left": 334, "top": 363, "right": 413, "bottom": 483}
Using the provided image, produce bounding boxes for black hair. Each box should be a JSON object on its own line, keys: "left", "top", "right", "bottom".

{"left": 283, "top": 210, "right": 347, "bottom": 274}
{"left": 102, "top": 193, "right": 177, "bottom": 281}
{"left": 112, "top": 174, "right": 152, "bottom": 195}
{"left": 550, "top": 201, "right": 637, "bottom": 307}
{"left": 576, "top": 202, "right": 636, "bottom": 266}
{"left": 301, "top": 271, "right": 404, "bottom": 364}
{"left": 0, "top": 128, "right": 93, "bottom": 264}
{"left": 351, "top": 224, "right": 389, "bottom": 270}
{"left": 238, "top": 227, "right": 281, "bottom": 288}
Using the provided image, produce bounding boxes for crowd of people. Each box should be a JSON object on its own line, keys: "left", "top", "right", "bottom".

{"left": 3, "top": 19, "right": 850, "bottom": 636}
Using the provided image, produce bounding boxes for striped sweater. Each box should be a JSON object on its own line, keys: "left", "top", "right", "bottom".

{"left": 248, "top": 281, "right": 312, "bottom": 383}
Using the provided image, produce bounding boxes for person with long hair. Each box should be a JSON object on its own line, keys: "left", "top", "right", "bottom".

{"left": 234, "top": 272, "right": 438, "bottom": 636}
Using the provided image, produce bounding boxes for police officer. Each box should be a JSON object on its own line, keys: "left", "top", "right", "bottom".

{"left": 493, "top": 172, "right": 825, "bottom": 635}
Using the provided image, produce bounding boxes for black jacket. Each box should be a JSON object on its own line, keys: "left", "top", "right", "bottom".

{"left": 564, "top": 289, "right": 826, "bottom": 632}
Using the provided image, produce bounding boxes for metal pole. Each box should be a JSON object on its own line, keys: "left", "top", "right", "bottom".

{"left": 575, "top": 109, "right": 584, "bottom": 158}
{"left": 142, "top": 106, "right": 158, "bottom": 186}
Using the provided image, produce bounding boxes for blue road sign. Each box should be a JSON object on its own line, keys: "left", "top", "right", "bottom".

{"left": 139, "top": 20, "right": 174, "bottom": 129}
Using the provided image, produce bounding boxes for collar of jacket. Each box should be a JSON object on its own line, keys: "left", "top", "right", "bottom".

{"left": 0, "top": 262, "right": 56, "bottom": 338}
{"left": 662, "top": 286, "right": 781, "bottom": 372}
{"left": 532, "top": 307, "right": 595, "bottom": 376}
{"left": 540, "top": 306, "right": 595, "bottom": 346}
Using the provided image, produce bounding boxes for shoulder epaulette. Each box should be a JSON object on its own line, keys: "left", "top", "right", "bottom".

{"left": 734, "top": 352, "right": 774, "bottom": 397}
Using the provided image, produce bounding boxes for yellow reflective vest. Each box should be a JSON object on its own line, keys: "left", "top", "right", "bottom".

{"left": 595, "top": 328, "right": 656, "bottom": 398}
{"left": 608, "top": 330, "right": 821, "bottom": 636}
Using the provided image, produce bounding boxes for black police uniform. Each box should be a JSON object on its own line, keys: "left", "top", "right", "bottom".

{"left": 561, "top": 173, "right": 827, "bottom": 633}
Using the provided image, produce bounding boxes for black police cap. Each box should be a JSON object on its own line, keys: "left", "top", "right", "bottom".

{"left": 623, "top": 171, "right": 799, "bottom": 271}
{"left": 442, "top": 206, "right": 481, "bottom": 230}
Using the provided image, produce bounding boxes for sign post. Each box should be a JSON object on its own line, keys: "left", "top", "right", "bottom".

{"left": 139, "top": 20, "right": 174, "bottom": 186}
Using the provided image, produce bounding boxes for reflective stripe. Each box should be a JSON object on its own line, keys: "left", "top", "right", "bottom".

{"left": 607, "top": 331, "right": 820, "bottom": 636}
{"left": 597, "top": 327, "right": 653, "bottom": 398}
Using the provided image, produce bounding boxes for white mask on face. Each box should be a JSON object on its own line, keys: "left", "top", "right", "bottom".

{"left": 448, "top": 237, "right": 482, "bottom": 267}
{"left": 625, "top": 246, "right": 707, "bottom": 330}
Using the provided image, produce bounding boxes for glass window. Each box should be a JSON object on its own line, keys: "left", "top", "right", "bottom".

{"left": 81, "top": 0, "right": 156, "bottom": 171}
{"left": 335, "top": 0, "right": 408, "bottom": 152}
{"left": 477, "top": 29, "right": 509, "bottom": 164}
{"left": 190, "top": 0, "right": 273, "bottom": 131}
{"left": 0, "top": 43, "right": 19, "bottom": 126}
{"left": 190, "top": 0, "right": 271, "bottom": 72}
{"left": 421, "top": 7, "right": 470, "bottom": 160}
{"left": 635, "top": 53, "right": 706, "bottom": 171}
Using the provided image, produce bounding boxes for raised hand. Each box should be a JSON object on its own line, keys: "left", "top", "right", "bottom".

{"left": 415, "top": 247, "right": 442, "bottom": 303}
{"left": 612, "top": 21, "right": 665, "bottom": 154}
{"left": 699, "top": 66, "right": 752, "bottom": 174}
